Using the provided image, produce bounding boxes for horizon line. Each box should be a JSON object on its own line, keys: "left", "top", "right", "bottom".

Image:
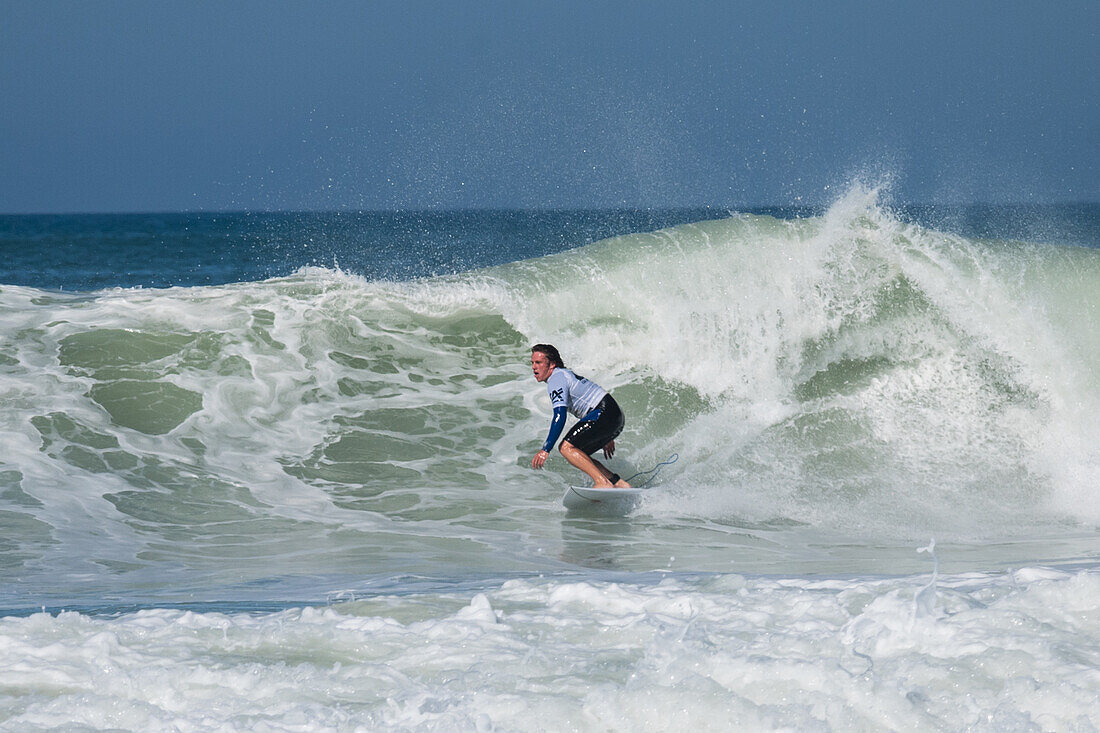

{"left": 3, "top": 201, "right": 1099, "bottom": 217}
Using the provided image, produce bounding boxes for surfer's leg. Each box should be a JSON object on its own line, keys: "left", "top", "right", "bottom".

{"left": 560, "top": 397, "right": 629, "bottom": 487}
{"left": 606, "top": 466, "right": 631, "bottom": 489}
{"left": 589, "top": 458, "right": 631, "bottom": 487}
{"left": 588, "top": 455, "right": 631, "bottom": 488}
{"left": 559, "top": 440, "right": 616, "bottom": 488}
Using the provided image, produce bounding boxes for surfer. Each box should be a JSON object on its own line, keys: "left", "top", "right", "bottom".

{"left": 529, "top": 344, "right": 631, "bottom": 488}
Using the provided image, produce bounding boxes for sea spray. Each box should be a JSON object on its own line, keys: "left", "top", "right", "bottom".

{"left": 914, "top": 538, "right": 938, "bottom": 621}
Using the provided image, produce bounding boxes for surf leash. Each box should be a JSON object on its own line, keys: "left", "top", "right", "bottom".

{"left": 624, "top": 453, "right": 679, "bottom": 488}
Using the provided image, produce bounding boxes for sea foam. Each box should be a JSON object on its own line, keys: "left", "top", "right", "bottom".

{"left": 1, "top": 568, "right": 1097, "bottom": 731}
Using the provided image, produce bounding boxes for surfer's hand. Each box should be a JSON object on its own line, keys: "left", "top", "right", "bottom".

{"left": 532, "top": 450, "right": 549, "bottom": 469}
{"left": 603, "top": 441, "right": 615, "bottom": 459}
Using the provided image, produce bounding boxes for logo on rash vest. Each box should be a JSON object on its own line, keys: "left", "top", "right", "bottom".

{"left": 549, "top": 388, "right": 565, "bottom": 403}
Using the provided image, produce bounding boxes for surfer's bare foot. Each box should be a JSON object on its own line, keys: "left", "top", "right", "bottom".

{"left": 607, "top": 471, "right": 633, "bottom": 488}
{"left": 592, "top": 472, "right": 615, "bottom": 488}
{"left": 603, "top": 472, "right": 630, "bottom": 489}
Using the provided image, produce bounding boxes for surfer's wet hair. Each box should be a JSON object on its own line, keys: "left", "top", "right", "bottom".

{"left": 531, "top": 344, "right": 565, "bottom": 368}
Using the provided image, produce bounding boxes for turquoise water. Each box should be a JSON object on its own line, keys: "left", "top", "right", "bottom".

{"left": 1, "top": 188, "right": 1098, "bottom": 730}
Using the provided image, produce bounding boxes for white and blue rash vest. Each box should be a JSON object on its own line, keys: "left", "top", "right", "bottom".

{"left": 541, "top": 368, "right": 607, "bottom": 452}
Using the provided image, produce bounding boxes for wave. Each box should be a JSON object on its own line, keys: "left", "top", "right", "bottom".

{"left": 1, "top": 187, "right": 1098, "bottom": 599}
{"left": 476, "top": 186, "right": 1100, "bottom": 534}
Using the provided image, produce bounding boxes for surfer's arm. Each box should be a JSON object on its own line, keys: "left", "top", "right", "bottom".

{"left": 543, "top": 407, "right": 568, "bottom": 453}
{"left": 532, "top": 407, "right": 568, "bottom": 469}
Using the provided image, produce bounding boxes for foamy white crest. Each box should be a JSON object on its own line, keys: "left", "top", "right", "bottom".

{"left": 1, "top": 569, "right": 1097, "bottom": 731}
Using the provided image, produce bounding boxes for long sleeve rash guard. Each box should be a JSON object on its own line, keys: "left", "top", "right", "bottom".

{"left": 541, "top": 368, "right": 607, "bottom": 452}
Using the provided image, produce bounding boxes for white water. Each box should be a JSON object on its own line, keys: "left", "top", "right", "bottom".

{"left": 2, "top": 567, "right": 1098, "bottom": 731}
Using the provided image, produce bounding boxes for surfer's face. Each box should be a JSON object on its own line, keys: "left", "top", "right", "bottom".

{"left": 531, "top": 351, "right": 554, "bottom": 382}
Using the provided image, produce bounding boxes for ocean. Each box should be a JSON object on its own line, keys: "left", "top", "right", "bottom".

{"left": 1, "top": 187, "right": 1098, "bottom": 730}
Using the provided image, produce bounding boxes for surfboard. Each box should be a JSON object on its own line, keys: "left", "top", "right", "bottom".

{"left": 562, "top": 485, "right": 643, "bottom": 514}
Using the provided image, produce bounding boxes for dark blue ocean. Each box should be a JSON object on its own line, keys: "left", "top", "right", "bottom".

{"left": 1, "top": 191, "right": 1098, "bottom": 729}
{"left": 3, "top": 203, "right": 1096, "bottom": 291}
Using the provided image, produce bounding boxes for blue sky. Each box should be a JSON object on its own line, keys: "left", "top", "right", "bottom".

{"left": 2, "top": 1, "right": 1096, "bottom": 212}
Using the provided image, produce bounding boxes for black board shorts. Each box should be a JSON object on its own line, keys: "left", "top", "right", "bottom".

{"left": 562, "top": 395, "right": 624, "bottom": 456}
